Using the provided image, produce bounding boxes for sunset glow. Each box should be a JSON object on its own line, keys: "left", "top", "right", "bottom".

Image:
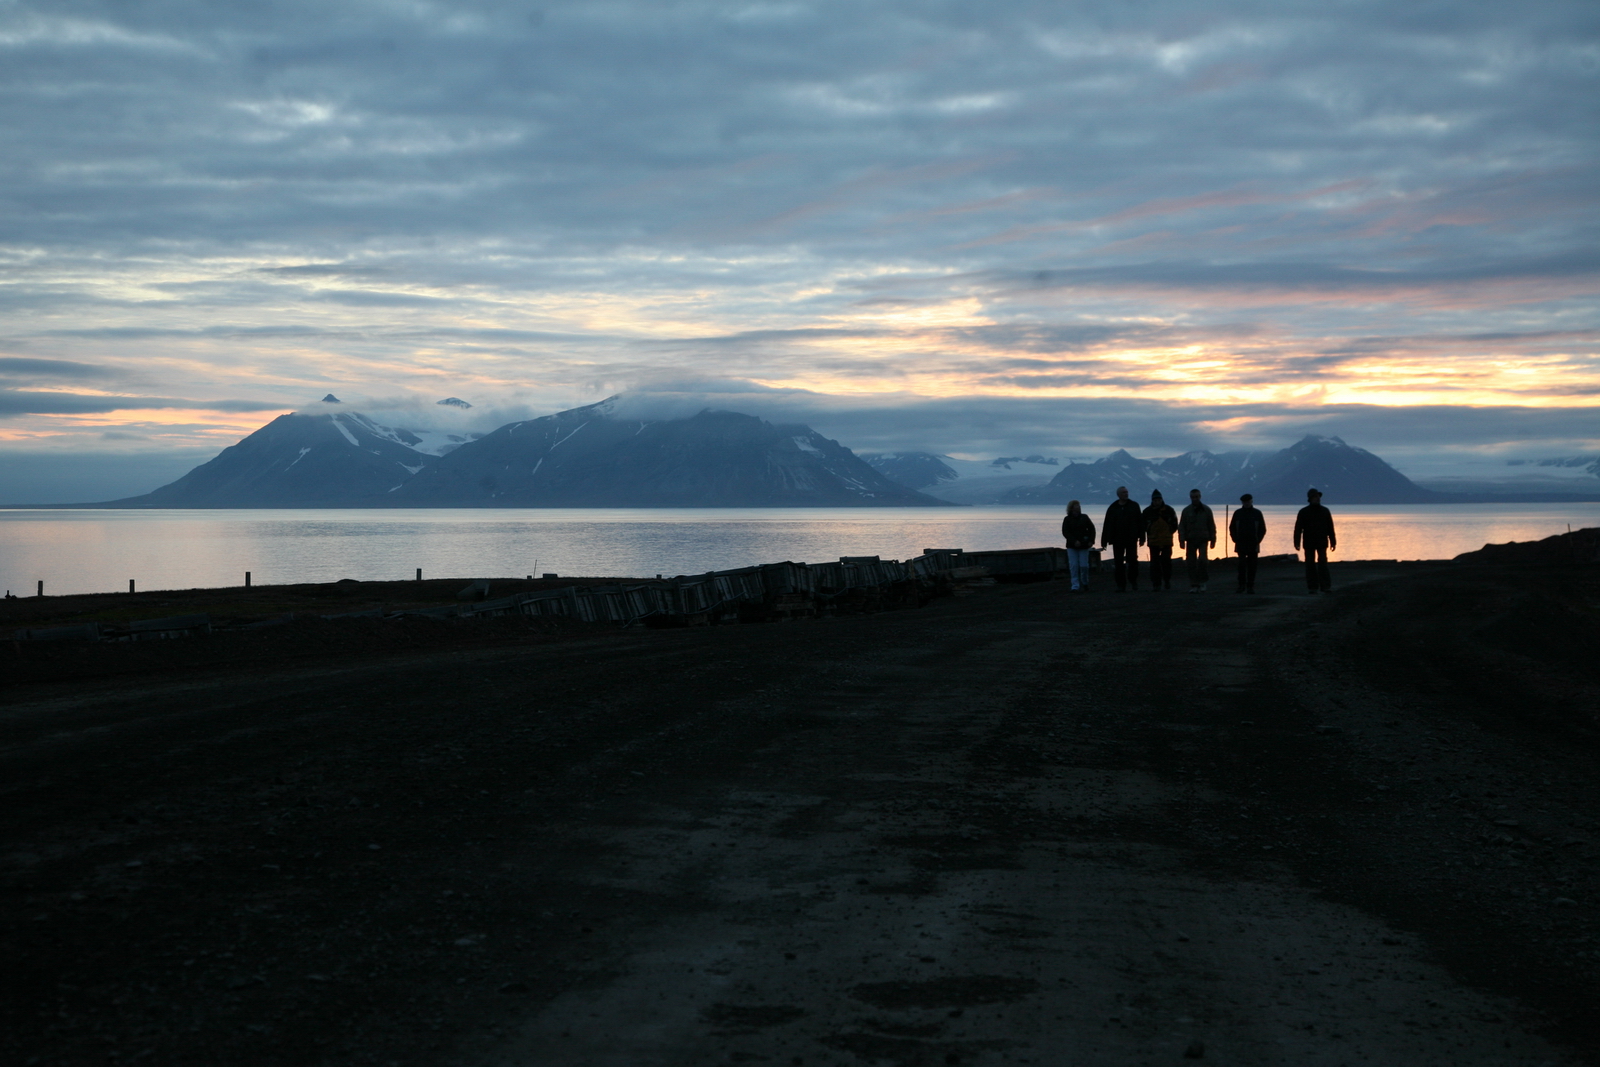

{"left": 1, "top": 1, "right": 1596, "bottom": 500}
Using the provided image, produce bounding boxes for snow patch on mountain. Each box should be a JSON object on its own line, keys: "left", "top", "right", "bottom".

{"left": 401, "top": 430, "right": 481, "bottom": 456}
{"left": 331, "top": 416, "right": 361, "bottom": 447}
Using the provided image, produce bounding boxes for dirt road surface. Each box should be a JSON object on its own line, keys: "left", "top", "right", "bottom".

{"left": 4, "top": 558, "right": 1597, "bottom": 1066}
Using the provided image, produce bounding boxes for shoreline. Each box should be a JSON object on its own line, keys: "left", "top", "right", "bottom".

{"left": 0, "top": 542, "right": 1574, "bottom": 597}
{"left": 2, "top": 554, "right": 1440, "bottom": 626}
{"left": 5, "top": 511, "right": 1595, "bottom": 599}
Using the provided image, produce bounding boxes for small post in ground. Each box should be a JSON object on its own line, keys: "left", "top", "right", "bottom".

{"left": 245, "top": 571, "right": 252, "bottom": 589}
{"left": 37, "top": 580, "right": 43, "bottom": 597}
{"left": 129, "top": 579, "right": 135, "bottom": 593}
{"left": 416, "top": 567, "right": 422, "bottom": 581}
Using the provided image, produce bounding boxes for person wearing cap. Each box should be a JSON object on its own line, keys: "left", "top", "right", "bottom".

{"left": 1228, "top": 492, "right": 1267, "bottom": 593}
{"left": 1100, "top": 486, "right": 1146, "bottom": 592}
{"left": 1293, "top": 488, "right": 1337, "bottom": 593}
{"left": 1061, "top": 500, "right": 1096, "bottom": 592}
{"left": 1142, "top": 489, "right": 1179, "bottom": 591}
{"left": 1177, "top": 488, "right": 1216, "bottom": 592}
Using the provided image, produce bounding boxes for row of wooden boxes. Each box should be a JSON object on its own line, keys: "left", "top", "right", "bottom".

{"left": 451, "top": 550, "right": 992, "bottom": 627}
{"left": 457, "top": 547, "right": 1067, "bottom": 628}
{"left": 416, "top": 547, "right": 1075, "bottom": 620}
{"left": 13, "top": 614, "right": 214, "bottom": 643}
{"left": 12, "top": 547, "right": 1068, "bottom": 640}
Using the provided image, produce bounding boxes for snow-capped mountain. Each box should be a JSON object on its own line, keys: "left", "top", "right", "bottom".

{"left": 390, "top": 398, "right": 950, "bottom": 507}
{"left": 1224, "top": 435, "right": 1436, "bottom": 504}
{"left": 110, "top": 410, "right": 445, "bottom": 507}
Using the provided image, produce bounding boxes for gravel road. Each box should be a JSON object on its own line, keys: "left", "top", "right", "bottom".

{"left": 3, "top": 558, "right": 1596, "bottom": 1066}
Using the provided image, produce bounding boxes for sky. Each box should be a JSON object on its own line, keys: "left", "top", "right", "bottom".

{"left": 2, "top": 0, "right": 1598, "bottom": 500}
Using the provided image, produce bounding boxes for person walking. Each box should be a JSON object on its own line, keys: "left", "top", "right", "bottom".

{"left": 1228, "top": 492, "right": 1267, "bottom": 593}
{"left": 1293, "top": 488, "right": 1337, "bottom": 593}
{"left": 1178, "top": 488, "right": 1216, "bottom": 593}
{"left": 1101, "top": 486, "right": 1146, "bottom": 592}
{"left": 1061, "top": 500, "right": 1096, "bottom": 593}
{"left": 1142, "top": 490, "right": 1178, "bottom": 591}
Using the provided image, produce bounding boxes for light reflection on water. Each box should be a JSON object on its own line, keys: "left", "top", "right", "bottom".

{"left": 1, "top": 503, "right": 1596, "bottom": 597}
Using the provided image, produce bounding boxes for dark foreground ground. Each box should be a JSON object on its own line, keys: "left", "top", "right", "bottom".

{"left": 3, "top": 558, "right": 1597, "bottom": 1066}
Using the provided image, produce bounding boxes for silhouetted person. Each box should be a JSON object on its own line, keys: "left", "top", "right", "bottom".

{"left": 1178, "top": 488, "right": 1216, "bottom": 593}
{"left": 1229, "top": 492, "right": 1267, "bottom": 594}
{"left": 1101, "top": 486, "right": 1146, "bottom": 592}
{"left": 1293, "top": 487, "right": 1336, "bottom": 593}
{"left": 1142, "top": 490, "right": 1178, "bottom": 591}
{"left": 1061, "top": 500, "right": 1096, "bottom": 593}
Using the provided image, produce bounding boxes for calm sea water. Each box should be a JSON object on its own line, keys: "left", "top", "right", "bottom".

{"left": 2, "top": 504, "right": 1596, "bottom": 597}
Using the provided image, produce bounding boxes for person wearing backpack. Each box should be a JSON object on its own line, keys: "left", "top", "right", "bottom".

{"left": 1142, "top": 490, "right": 1178, "bottom": 591}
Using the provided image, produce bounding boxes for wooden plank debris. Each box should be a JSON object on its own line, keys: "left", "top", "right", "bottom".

{"left": 9, "top": 547, "right": 1069, "bottom": 642}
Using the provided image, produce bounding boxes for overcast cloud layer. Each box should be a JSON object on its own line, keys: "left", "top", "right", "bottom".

{"left": 2, "top": 0, "right": 1597, "bottom": 498}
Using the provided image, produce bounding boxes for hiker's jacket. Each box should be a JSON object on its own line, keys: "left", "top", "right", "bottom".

{"left": 1229, "top": 505, "right": 1267, "bottom": 552}
{"left": 1061, "top": 512, "right": 1096, "bottom": 550}
{"left": 1179, "top": 501, "right": 1216, "bottom": 547}
{"left": 1294, "top": 503, "right": 1337, "bottom": 550}
{"left": 1101, "top": 498, "right": 1146, "bottom": 546}
{"left": 1143, "top": 503, "right": 1178, "bottom": 550}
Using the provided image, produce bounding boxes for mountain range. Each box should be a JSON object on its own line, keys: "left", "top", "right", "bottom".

{"left": 1001, "top": 436, "right": 1431, "bottom": 505}
{"left": 92, "top": 400, "right": 1599, "bottom": 508}
{"left": 1005, "top": 447, "right": 1269, "bottom": 501}
{"left": 109, "top": 398, "right": 947, "bottom": 508}
{"left": 863, "top": 436, "right": 1600, "bottom": 505}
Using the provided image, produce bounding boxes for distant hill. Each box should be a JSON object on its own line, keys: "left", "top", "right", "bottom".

{"left": 1415, "top": 453, "right": 1600, "bottom": 501}
{"left": 1003, "top": 448, "right": 1275, "bottom": 504}
{"left": 391, "top": 398, "right": 949, "bottom": 507}
{"left": 1415, "top": 478, "right": 1600, "bottom": 501}
{"left": 1513, "top": 455, "right": 1600, "bottom": 477}
{"left": 860, "top": 451, "right": 1063, "bottom": 504}
{"left": 857, "top": 452, "right": 960, "bottom": 490}
{"left": 108, "top": 411, "right": 442, "bottom": 507}
{"left": 1454, "top": 527, "right": 1600, "bottom": 564}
